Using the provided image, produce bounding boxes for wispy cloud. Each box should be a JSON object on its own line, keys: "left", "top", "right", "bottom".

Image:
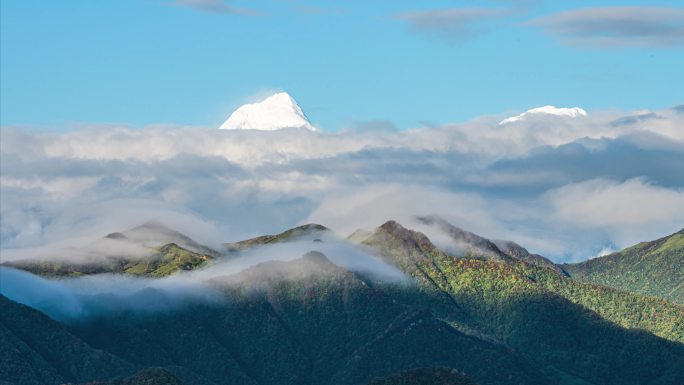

{"left": 530, "top": 7, "right": 684, "bottom": 48}
{"left": 0, "top": 236, "right": 404, "bottom": 321}
{"left": 296, "top": 5, "right": 346, "bottom": 16}
{"left": 610, "top": 112, "right": 662, "bottom": 127}
{"left": 171, "top": 0, "right": 260, "bottom": 16}
{"left": 394, "top": 8, "right": 510, "bottom": 43}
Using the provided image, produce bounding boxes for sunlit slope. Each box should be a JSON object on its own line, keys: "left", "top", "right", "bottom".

{"left": 224, "top": 223, "right": 329, "bottom": 252}
{"left": 415, "top": 215, "right": 562, "bottom": 272}
{"left": 358, "top": 221, "right": 684, "bottom": 384}
{"left": 5, "top": 243, "right": 212, "bottom": 278}
{"left": 563, "top": 229, "right": 684, "bottom": 304}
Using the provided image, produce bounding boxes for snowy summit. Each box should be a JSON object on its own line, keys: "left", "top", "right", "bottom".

{"left": 220, "top": 92, "right": 316, "bottom": 131}
{"left": 499, "top": 106, "right": 587, "bottom": 125}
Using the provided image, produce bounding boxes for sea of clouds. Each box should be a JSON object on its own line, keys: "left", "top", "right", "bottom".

{"left": 2, "top": 105, "right": 683, "bottom": 263}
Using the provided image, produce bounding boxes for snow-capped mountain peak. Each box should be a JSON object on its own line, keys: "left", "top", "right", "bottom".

{"left": 220, "top": 92, "right": 316, "bottom": 131}
{"left": 499, "top": 105, "right": 587, "bottom": 125}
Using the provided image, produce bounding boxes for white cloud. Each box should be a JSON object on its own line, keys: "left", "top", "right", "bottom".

{"left": 590, "top": 245, "right": 618, "bottom": 260}
{"left": 544, "top": 178, "right": 684, "bottom": 247}
{"left": 546, "top": 178, "right": 684, "bottom": 227}
{"left": 307, "top": 184, "right": 502, "bottom": 239}
{"left": 1, "top": 106, "right": 683, "bottom": 262}
{"left": 0, "top": 176, "right": 100, "bottom": 199}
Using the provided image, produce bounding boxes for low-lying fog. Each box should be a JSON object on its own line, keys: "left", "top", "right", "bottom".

{"left": 0, "top": 233, "right": 406, "bottom": 323}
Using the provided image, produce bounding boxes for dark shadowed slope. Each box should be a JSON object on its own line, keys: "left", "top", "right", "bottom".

{"left": 563, "top": 228, "right": 684, "bottom": 304}
{"left": 366, "top": 367, "right": 478, "bottom": 385}
{"left": 0, "top": 295, "right": 136, "bottom": 385}
{"left": 80, "top": 368, "right": 184, "bottom": 385}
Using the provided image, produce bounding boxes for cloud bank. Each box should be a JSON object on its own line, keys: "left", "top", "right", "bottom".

{"left": 1, "top": 105, "right": 683, "bottom": 262}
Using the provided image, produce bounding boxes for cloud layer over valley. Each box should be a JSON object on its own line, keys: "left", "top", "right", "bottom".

{"left": 0, "top": 235, "right": 405, "bottom": 321}
{"left": 2, "top": 104, "right": 683, "bottom": 262}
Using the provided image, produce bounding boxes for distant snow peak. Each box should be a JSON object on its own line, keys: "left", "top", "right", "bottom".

{"left": 499, "top": 105, "right": 587, "bottom": 125}
{"left": 220, "top": 92, "right": 316, "bottom": 131}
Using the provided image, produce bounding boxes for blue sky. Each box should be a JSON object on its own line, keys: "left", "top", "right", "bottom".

{"left": 1, "top": 0, "right": 683, "bottom": 131}
{"left": 1, "top": 1, "right": 683, "bottom": 261}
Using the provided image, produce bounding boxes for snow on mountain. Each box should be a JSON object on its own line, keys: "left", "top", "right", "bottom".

{"left": 220, "top": 92, "right": 316, "bottom": 131}
{"left": 499, "top": 106, "right": 587, "bottom": 125}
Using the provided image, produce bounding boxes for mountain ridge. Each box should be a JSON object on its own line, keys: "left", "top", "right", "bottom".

{"left": 2, "top": 220, "right": 684, "bottom": 385}
{"left": 563, "top": 227, "right": 684, "bottom": 304}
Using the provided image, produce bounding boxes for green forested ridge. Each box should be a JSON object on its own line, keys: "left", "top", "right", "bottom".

{"left": 363, "top": 221, "right": 684, "bottom": 343}
{"left": 223, "top": 223, "right": 329, "bottom": 252}
{"left": 2, "top": 221, "right": 684, "bottom": 385}
{"left": 416, "top": 215, "right": 562, "bottom": 272}
{"left": 360, "top": 221, "right": 684, "bottom": 384}
{"left": 494, "top": 238, "right": 565, "bottom": 273}
{"left": 3, "top": 224, "right": 329, "bottom": 279}
{"left": 563, "top": 229, "right": 684, "bottom": 304}
{"left": 4, "top": 243, "right": 213, "bottom": 278}
{"left": 416, "top": 215, "right": 514, "bottom": 264}
{"left": 2, "top": 221, "right": 219, "bottom": 279}
{"left": 122, "top": 243, "right": 212, "bottom": 277}
{"left": 68, "top": 252, "right": 548, "bottom": 385}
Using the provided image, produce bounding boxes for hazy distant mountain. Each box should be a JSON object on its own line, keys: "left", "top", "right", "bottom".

{"left": 3, "top": 222, "right": 217, "bottom": 278}
{"left": 224, "top": 223, "right": 329, "bottom": 252}
{"left": 563, "top": 228, "right": 684, "bottom": 304}
{"left": 111, "top": 220, "right": 219, "bottom": 256}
